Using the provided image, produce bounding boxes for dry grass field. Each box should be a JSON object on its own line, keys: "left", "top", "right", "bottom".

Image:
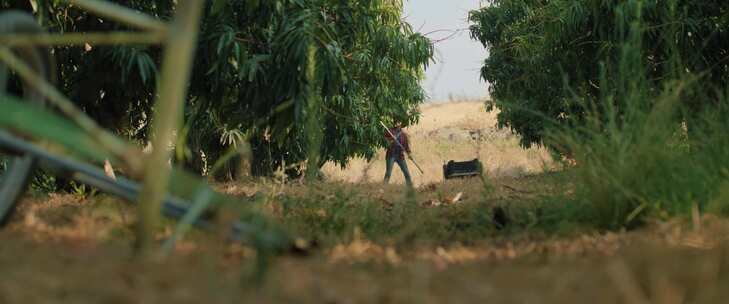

{"left": 2, "top": 189, "right": 729, "bottom": 303}
{"left": 322, "top": 100, "right": 554, "bottom": 186}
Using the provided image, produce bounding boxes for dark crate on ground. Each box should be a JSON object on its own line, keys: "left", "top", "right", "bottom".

{"left": 443, "top": 159, "right": 483, "bottom": 179}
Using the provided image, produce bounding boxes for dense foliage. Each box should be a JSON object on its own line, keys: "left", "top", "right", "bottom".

{"left": 469, "top": 0, "right": 729, "bottom": 148}
{"left": 2, "top": 0, "right": 433, "bottom": 177}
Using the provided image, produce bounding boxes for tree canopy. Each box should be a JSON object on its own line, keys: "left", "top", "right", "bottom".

{"left": 469, "top": 0, "right": 729, "bottom": 148}
{"left": 3, "top": 0, "right": 433, "bottom": 177}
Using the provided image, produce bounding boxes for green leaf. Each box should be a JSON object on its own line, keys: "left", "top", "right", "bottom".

{"left": 211, "top": 0, "right": 227, "bottom": 16}
{"left": 0, "top": 94, "right": 110, "bottom": 162}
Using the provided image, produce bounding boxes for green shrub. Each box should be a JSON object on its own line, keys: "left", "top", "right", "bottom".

{"left": 547, "top": 1, "right": 729, "bottom": 229}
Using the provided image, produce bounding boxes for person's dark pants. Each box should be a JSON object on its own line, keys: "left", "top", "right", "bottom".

{"left": 384, "top": 156, "right": 413, "bottom": 186}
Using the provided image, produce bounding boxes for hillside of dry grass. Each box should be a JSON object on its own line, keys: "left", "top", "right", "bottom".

{"left": 322, "top": 100, "right": 554, "bottom": 186}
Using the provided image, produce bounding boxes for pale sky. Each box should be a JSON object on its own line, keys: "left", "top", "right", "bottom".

{"left": 404, "top": 0, "right": 489, "bottom": 101}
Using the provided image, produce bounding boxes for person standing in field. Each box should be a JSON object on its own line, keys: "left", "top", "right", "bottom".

{"left": 384, "top": 120, "right": 413, "bottom": 186}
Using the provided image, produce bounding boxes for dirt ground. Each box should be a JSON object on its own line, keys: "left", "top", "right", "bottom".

{"left": 1, "top": 101, "right": 728, "bottom": 303}
{"left": 1, "top": 204, "right": 728, "bottom": 303}
{"left": 1, "top": 175, "right": 728, "bottom": 303}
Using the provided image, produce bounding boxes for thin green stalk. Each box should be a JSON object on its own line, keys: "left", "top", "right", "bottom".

{"left": 135, "top": 0, "right": 203, "bottom": 255}
{"left": 0, "top": 32, "right": 165, "bottom": 47}
{"left": 0, "top": 62, "right": 7, "bottom": 92}
{"left": 304, "top": 43, "right": 322, "bottom": 181}
{"left": 67, "top": 0, "right": 167, "bottom": 34}
{"left": 161, "top": 187, "right": 214, "bottom": 257}
{"left": 0, "top": 47, "right": 142, "bottom": 174}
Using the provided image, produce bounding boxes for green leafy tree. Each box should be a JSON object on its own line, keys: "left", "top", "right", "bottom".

{"left": 187, "top": 0, "right": 433, "bottom": 177}
{"left": 469, "top": 0, "right": 729, "bottom": 148}
{"left": 3, "top": 0, "right": 433, "bottom": 178}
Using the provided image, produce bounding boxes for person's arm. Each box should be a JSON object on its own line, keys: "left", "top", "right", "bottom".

{"left": 403, "top": 132, "right": 412, "bottom": 154}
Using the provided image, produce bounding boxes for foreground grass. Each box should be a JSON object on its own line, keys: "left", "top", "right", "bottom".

{"left": 220, "top": 172, "right": 576, "bottom": 246}
{"left": 1, "top": 171, "right": 729, "bottom": 303}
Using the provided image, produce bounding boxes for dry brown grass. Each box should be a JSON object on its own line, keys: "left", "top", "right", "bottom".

{"left": 322, "top": 100, "right": 554, "bottom": 186}
{"left": 3, "top": 100, "right": 729, "bottom": 303}
{"left": 2, "top": 204, "right": 728, "bottom": 303}
{"left": 1, "top": 175, "right": 729, "bottom": 303}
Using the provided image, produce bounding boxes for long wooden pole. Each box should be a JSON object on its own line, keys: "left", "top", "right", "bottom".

{"left": 379, "top": 121, "right": 424, "bottom": 174}
{"left": 0, "top": 32, "right": 165, "bottom": 47}
{"left": 67, "top": 0, "right": 167, "bottom": 33}
{"left": 135, "top": 0, "right": 203, "bottom": 255}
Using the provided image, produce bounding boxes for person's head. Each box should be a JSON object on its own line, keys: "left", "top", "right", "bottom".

{"left": 393, "top": 117, "right": 406, "bottom": 128}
